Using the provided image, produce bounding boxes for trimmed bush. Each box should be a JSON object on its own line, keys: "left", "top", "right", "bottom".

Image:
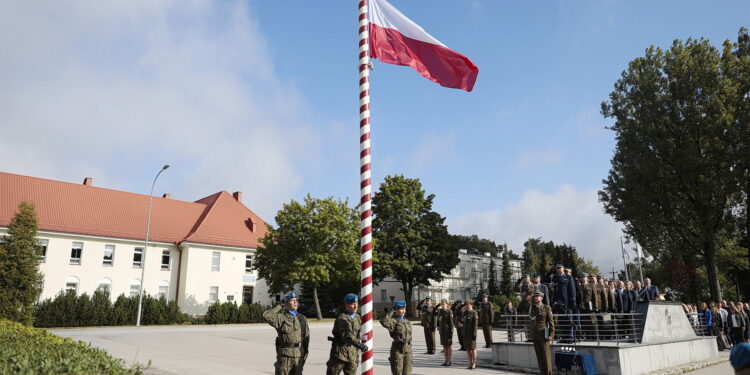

{"left": 0, "top": 319, "right": 146, "bottom": 374}
{"left": 204, "top": 301, "right": 267, "bottom": 324}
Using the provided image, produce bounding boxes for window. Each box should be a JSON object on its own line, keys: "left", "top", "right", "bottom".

{"left": 129, "top": 279, "right": 141, "bottom": 297}
{"left": 242, "top": 286, "right": 254, "bottom": 305}
{"left": 38, "top": 239, "right": 48, "bottom": 263}
{"left": 133, "top": 247, "right": 143, "bottom": 268}
{"left": 97, "top": 278, "right": 112, "bottom": 294}
{"left": 245, "top": 254, "right": 253, "bottom": 273}
{"left": 209, "top": 286, "right": 219, "bottom": 302}
{"left": 381, "top": 289, "right": 387, "bottom": 302}
{"left": 64, "top": 276, "right": 79, "bottom": 293}
{"left": 211, "top": 252, "right": 220, "bottom": 271}
{"left": 161, "top": 250, "right": 170, "bottom": 270}
{"left": 70, "top": 242, "right": 83, "bottom": 264}
{"left": 158, "top": 281, "right": 169, "bottom": 300}
{"left": 103, "top": 244, "right": 115, "bottom": 266}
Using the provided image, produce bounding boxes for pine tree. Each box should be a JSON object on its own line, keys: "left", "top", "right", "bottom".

{"left": 0, "top": 201, "right": 44, "bottom": 325}
{"left": 487, "top": 259, "right": 499, "bottom": 297}
{"left": 500, "top": 248, "right": 514, "bottom": 297}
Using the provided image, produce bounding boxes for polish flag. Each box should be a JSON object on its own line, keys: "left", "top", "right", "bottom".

{"left": 368, "top": 0, "right": 479, "bottom": 92}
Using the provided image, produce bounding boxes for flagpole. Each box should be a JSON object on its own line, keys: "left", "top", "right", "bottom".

{"left": 620, "top": 236, "right": 629, "bottom": 281}
{"left": 636, "top": 243, "right": 644, "bottom": 284}
{"left": 358, "top": 1, "right": 374, "bottom": 374}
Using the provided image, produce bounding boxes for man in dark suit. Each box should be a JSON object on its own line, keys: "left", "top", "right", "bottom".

{"left": 551, "top": 264, "right": 576, "bottom": 343}
{"left": 642, "top": 278, "right": 660, "bottom": 301}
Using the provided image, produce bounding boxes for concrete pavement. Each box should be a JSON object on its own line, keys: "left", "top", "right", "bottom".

{"left": 49, "top": 322, "right": 731, "bottom": 375}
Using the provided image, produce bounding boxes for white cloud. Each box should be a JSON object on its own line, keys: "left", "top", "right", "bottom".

{"left": 449, "top": 185, "right": 625, "bottom": 273}
{"left": 0, "top": 0, "right": 317, "bottom": 220}
{"left": 515, "top": 149, "right": 562, "bottom": 169}
{"left": 405, "top": 132, "right": 456, "bottom": 173}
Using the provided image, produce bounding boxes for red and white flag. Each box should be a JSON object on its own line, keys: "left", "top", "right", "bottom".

{"left": 368, "top": 0, "right": 479, "bottom": 92}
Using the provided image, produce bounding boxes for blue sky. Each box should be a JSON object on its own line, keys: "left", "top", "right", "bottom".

{"left": 2, "top": 0, "right": 749, "bottom": 273}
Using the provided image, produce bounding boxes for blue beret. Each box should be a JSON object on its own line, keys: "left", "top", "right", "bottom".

{"left": 731, "top": 343, "right": 750, "bottom": 370}
{"left": 394, "top": 300, "right": 406, "bottom": 309}
{"left": 284, "top": 291, "right": 298, "bottom": 301}
{"left": 343, "top": 293, "right": 358, "bottom": 304}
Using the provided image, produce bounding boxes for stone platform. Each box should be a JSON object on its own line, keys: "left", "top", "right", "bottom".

{"left": 491, "top": 301, "right": 719, "bottom": 375}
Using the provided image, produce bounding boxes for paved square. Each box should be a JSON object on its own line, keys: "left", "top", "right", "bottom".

{"left": 50, "top": 322, "right": 515, "bottom": 375}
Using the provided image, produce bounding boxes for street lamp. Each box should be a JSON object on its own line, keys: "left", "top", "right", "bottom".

{"left": 136, "top": 164, "right": 170, "bottom": 326}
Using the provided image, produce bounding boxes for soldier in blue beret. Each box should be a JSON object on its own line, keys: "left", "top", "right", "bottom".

{"left": 326, "top": 293, "right": 366, "bottom": 375}
{"left": 263, "top": 291, "right": 310, "bottom": 375}
{"left": 381, "top": 300, "right": 412, "bottom": 375}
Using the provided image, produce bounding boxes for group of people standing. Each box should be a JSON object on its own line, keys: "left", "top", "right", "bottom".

{"left": 692, "top": 300, "right": 750, "bottom": 350}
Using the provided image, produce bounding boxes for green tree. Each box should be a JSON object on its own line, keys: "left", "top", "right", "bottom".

{"left": 499, "top": 247, "right": 514, "bottom": 297}
{"left": 487, "top": 259, "right": 499, "bottom": 297}
{"left": 372, "top": 175, "right": 460, "bottom": 317}
{"left": 600, "top": 36, "right": 741, "bottom": 302}
{"left": 254, "top": 195, "right": 359, "bottom": 320}
{"left": 0, "top": 201, "right": 44, "bottom": 325}
{"left": 449, "top": 234, "right": 499, "bottom": 256}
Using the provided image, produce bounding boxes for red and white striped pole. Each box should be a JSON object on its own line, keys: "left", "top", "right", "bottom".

{"left": 358, "top": 0, "right": 374, "bottom": 374}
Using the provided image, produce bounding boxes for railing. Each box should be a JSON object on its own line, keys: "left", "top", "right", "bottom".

{"left": 685, "top": 312, "right": 713, "bottom": 336}
{"left": 494, "top": 313, "right": 645, "bottom": 345}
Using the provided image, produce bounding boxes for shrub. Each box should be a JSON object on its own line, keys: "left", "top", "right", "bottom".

{"left": 205, "top": 302, "right": 267, "bottom": 324}
{"left": 0, "top": 319, "right": 146, "bottom": 374}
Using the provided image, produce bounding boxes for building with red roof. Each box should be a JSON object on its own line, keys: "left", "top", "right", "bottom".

{"left": 0, "top": 171, "right": 272, "bottom": 314}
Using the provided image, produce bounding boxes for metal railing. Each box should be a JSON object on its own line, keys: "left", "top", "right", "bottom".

{"left": 494, "top": 313, "right": 645, "bottom": 345}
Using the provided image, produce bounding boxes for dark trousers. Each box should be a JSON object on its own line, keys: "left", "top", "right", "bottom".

{"left": 423, "top": 326, "right": 436, "bottom": 353}
{"left": 482, "top": 324, "right": 493, "bottom": 347}
{"left": 553, "top": 304, "right": 574, "bottom": 342}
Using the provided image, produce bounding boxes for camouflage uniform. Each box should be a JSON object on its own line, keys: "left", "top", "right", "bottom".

{"left": 530, "top": 303, "right": 555, "bottom": 375}
{"left": 326, "top": 312, "right": 362, "bottom": 375}
{"left": 263, "top": 305, "right": 310, "bottom": 375}
{"left": 380, "top": 311, "right": 413, "bottom": 375}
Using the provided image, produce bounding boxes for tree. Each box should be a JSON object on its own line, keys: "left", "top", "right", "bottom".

{"left": 449, "top": 234, "right": 499, "bottom": 256}
{"left": 499, "top": 248, "right": 514, "bottom": 297}
{"left": 600, "top": 36, "right": 742, "bottom": 302}
{"left": 0, "top": 201, "right": 44, "bottom": 325}
{"left": 487, "top": 259, "right": 499, "bottom": 297}
{"left": 254, "top": 195, "right": 359, "bottom": 320}
{"left": 372, "top": 175, "right": 460, "bottom": 317}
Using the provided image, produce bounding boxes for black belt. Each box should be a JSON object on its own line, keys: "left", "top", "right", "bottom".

{"left": 278, "top": 343, "right": 301, "bottom": 348}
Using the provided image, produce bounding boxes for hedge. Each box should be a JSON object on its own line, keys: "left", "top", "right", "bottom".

{"left": 34, "top": 290, "right": 188, "bottom": 328}
{"left": 0, "top": 319, "right": 146, "bottom": 374}
{"left": 204, "top": 301, "right": 266, "bottom": 324}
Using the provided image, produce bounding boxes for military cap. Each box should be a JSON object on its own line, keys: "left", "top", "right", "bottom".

{"left": 579, "top": 272, "right": 589, "bottom": 278}
{"left": 441, "top": 298, "right": 449, "bottom": 304}
{"left": 394, "top": 300, "right": 406, "bottom": 309}
{"left": 425, "top": 296, "right": 432, "bottom": 300}
{"left": 284, "top": 291, "right": 298, "bottom": 301}
{"left": 481, "top": 293, "right": 489, "bottom": 297}
{"left": 343, "top": 293, "right": 358, "bottom": 304}
{"left": 523, "top": 273, "right": 530, "bottom": 278}
{"left": 533, "top": 292, "right": 544, "bottom": 297}
{"left": 555, "top": 264, "right": 564, "bottom": 268}
{"left": 533, "top": 274, "right": 542, "bottom": 278}
{"left": 731, "top": 343, "right": 750, "bottom": 371}
{"left": 597, "top": 275, "right": 603, "bottom": 279}
{"left": 465, "top": 298, "right": 474, "bottom": 305}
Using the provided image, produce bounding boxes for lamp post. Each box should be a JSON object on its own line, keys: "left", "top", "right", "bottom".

{"left": 136, "top": 164, "right": 170, "bottom": 326}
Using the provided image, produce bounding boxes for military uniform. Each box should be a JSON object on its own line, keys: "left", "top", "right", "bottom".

{"left": 452, "top": 302, "right": 466, "bottom": 350}
{"left": 438, "top": 305, "right": 454, "bottom": 346}
{"left": 460, "top": 308, "right": 479, "bottom": 350}
{"left": 530, "top": 302, "right": 555, "bottom": 375}
{"left": 479, "top": 299, "right": 494, "bottom": 347}
{"left": 380, "top": 308, "right": 413, "bottom": 375}
{"left": 417, "top": 298, "right": 438, "bottom": 354}
{"left": 263, "top": 304, "right": 310, "bottom": 375}
{"left": 503, "top": 304, "right": 517, "bottom": 342}
{"left": 551, "top": 266, "right": 576, "bottom": 342}
{"left": 326, "top": 312, "right": 362, "bottom": 375}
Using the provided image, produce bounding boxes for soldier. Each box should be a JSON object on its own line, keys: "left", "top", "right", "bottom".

{"left": 479, "top": 293, "right": 495, "bottom": 348}
{"left": 551, "top": 264, "right": 576, "bottom": 343}
{"left": 380, "top": 300, "right": 413, "bottom": 375}
{"left": 263, "top": 292, "right": 310, "bottom": 375}
{"left": 503, "top": 299, "right": 517, "bottom": 342}
{"left": 326, "top": 293, "right": 367, "bottom": 375}
{"left": 518, "top": 274, "right": 532, "bottom": 297}
{"left": 574, "top": 273, "right": 588, "bottom": 340}
{"left": 437, "top": 299, "right": 454, "bottom": 366}
{"left": 460, "top": 299, "right": 479, "bottom": 369}
{"left": 596, "top": 276, "right": 610, "bottom": 312}
{"left": 452, "top": 300, "right": 466, "bottom": 350}
{"left": 530, "top": 292, "right": 555, "bottom": 375}
{"left": 417, "top": 297, "right": 438, "bottom": 354}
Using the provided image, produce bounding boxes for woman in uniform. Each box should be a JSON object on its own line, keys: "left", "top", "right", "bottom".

{"left": 462, "top": 299, "right": 479, "bottom": 369}
{"left": 380, "top": 300, "right": 413, "bottom": 375}
{"left": 437, "top": 299, "right": 454, "bottom": 366}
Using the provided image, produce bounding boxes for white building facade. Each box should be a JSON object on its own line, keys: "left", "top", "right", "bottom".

{"left": 0, "top": 172, "right": 274, "bottom": 315}
{"left": 373, "top": 249, "right": 522, "bottom": 310}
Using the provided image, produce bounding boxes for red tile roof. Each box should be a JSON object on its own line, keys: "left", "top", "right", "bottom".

{"left": 0, "top": 172, "right": 267, "bottom": 249}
